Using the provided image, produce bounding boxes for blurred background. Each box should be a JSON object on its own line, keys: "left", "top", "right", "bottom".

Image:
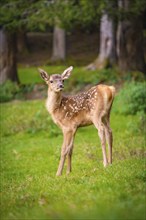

{"left": 0, "top": 1, "right": 146, "bottom": 220}
{"left": 0, "top": 0, "right": 146, "bottom": 94}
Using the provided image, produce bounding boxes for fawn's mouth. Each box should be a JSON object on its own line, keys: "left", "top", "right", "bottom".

{"left": 56, "top": 87, "right": 64, "bottom": 92}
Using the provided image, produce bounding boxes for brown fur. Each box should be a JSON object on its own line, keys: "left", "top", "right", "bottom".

{"left": 39, "top": 67, "right": 115, "bottom": 176}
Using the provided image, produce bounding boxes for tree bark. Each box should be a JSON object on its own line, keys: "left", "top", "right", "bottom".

{"left": 87, "top": 11, "right": 117, "bottom": 70}
{"left": 17, "top": 30, "right": 28, "bottom": 54}
{"left": 117, "top": 0, "right": 146, "bottom": 73}
{"left": 0, "top": 29, "right": 19, "bottom": 84}
{"left": 51, "top": 26, "right": 66, "bottom": 62}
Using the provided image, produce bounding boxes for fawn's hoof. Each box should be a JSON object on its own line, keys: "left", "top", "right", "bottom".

{"left": 56, "top": 172, "right": 62, "bottom": 176}
{"left": 103, "top": 162, "right": 108, "bottom": 167}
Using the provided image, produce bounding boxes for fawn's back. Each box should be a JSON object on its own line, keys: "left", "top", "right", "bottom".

{"left": 48, "top": 84, "right": 115, "bottom": 130}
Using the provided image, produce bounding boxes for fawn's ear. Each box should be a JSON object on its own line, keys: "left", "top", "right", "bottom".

{"left": 38, "top": 68, "right": 49, "bottom": 82}
{"left": 61, "top": 66, "right": 73, "bottom": 80}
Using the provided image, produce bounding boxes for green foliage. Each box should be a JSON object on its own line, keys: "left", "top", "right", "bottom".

{"left": 96, "top": 68, "right": 118, "bottom": 82}
{"left": 126, "top": 0, "right": 146, "bottom": 16}
{"left": 0, "top": 0, "right": 31, "bottom": 30}
{"left": 0, "top": 80, "right": 34, "bottom": 102}
{"left": 0, "top": 80, "right": 20, "bottom": 102}
{"left": 0, "top": 100, "right": 145, "bottom": 220}
{"left": 122, "top": 71, "right": 146, "bottom": 82}
{"left": 73, "top": 0, "right": 100, "bottom": 28}
{"left": 114, "top": 82, "right": 146, "bottom": 115}
{"left": 1, "top": 0, "right": 146, "bottom": 32}
{"left": 0, "top": 0, "right": 79, "bottom": 31}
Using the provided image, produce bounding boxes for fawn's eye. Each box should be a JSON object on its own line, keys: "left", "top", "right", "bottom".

{"left": 62, "top": 80, "right": 64, "bottom": 83}
{"left": 50, "top": 80, "right": 53, "bottom": 83}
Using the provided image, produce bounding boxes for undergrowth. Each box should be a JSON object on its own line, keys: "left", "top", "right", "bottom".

{"left": 0, "top": 80, "right": 34, "bottom": 103}
{"left": 114, "top": 81, "right": 146, "bottom": 115}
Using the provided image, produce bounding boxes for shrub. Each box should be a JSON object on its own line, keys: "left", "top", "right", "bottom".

{"left": 0, "top": 81, "right": 34, "bottom": 103}
{"left": 122, "top": 71, "right": 145, "bottom": 82}
{"left": 96, "top": 68, "right": 118, "bottom": 83}
{"left": 114, "top": 81, "right": 146, "bottom": 115}
{"left": 0, "top": 80, "right": 20, "bottom": 102}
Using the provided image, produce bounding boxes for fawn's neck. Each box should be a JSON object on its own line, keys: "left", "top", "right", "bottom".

{"left": 46, "top": 88, "right": 62, "bottom": 114}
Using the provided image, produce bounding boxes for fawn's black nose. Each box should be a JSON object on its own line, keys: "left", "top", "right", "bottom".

{"left": 59, "top": 84, "right": 64, "bottom": 89}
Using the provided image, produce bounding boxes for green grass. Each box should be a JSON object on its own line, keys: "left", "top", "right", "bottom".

{"left": 18, "top": 66, "right": 118, "bottom": 87}
{"left": 0, "top": 98, "right": 145, "bottom": 220}
{"left": 18, "top": 66, "right": 42, "bottom": 84}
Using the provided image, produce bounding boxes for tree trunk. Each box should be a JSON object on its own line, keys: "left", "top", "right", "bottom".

{"left": 0, "top": 29, "right": 19, "bottom": 84}
{"left": 17, "top": 30, "right": 28, "bottom": 54}
{"left": 51, "top": 26, "right": 66, "bottom": 62}
{"left": 87, "top": 11, "right": 117, "bottom": 70}
{"left": 117, "top": 0, "right": 146, "bottom": 73}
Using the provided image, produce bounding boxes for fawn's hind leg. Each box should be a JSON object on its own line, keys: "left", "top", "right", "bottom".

{"left": 93, "top": 119, "right": 108, "bottom": 167}
{"left": 104, "top": 117, "right": 113, "bottom": 164}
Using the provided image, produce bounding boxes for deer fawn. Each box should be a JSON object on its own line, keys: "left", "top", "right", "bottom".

{"left": 39, "top": 66, "right": 115, "bottom": 176}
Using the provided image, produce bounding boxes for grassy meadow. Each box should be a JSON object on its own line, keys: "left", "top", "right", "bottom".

{"left": 0, "top": 66, "right": 145, "bottom": 220}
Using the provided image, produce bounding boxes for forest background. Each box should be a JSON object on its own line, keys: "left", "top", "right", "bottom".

{"left": 0, "top": 0, "right": 146, "bottom": 220}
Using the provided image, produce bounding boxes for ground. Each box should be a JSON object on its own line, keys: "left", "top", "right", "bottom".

{"left": 0, "top": 95, "right": 145, "bottom": 220}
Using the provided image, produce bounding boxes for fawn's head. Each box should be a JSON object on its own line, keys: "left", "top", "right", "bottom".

{"left": 39, "top": 66, "right": 73, "bottom": 93}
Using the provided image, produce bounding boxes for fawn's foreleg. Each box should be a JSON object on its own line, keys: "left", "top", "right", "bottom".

{"left": 56, "top": 129, "right": 75, "bottom": 176}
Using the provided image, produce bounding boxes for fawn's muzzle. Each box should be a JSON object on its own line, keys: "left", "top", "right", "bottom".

{"left": 59, "top": 84, "right": 64, "bottom": 89}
